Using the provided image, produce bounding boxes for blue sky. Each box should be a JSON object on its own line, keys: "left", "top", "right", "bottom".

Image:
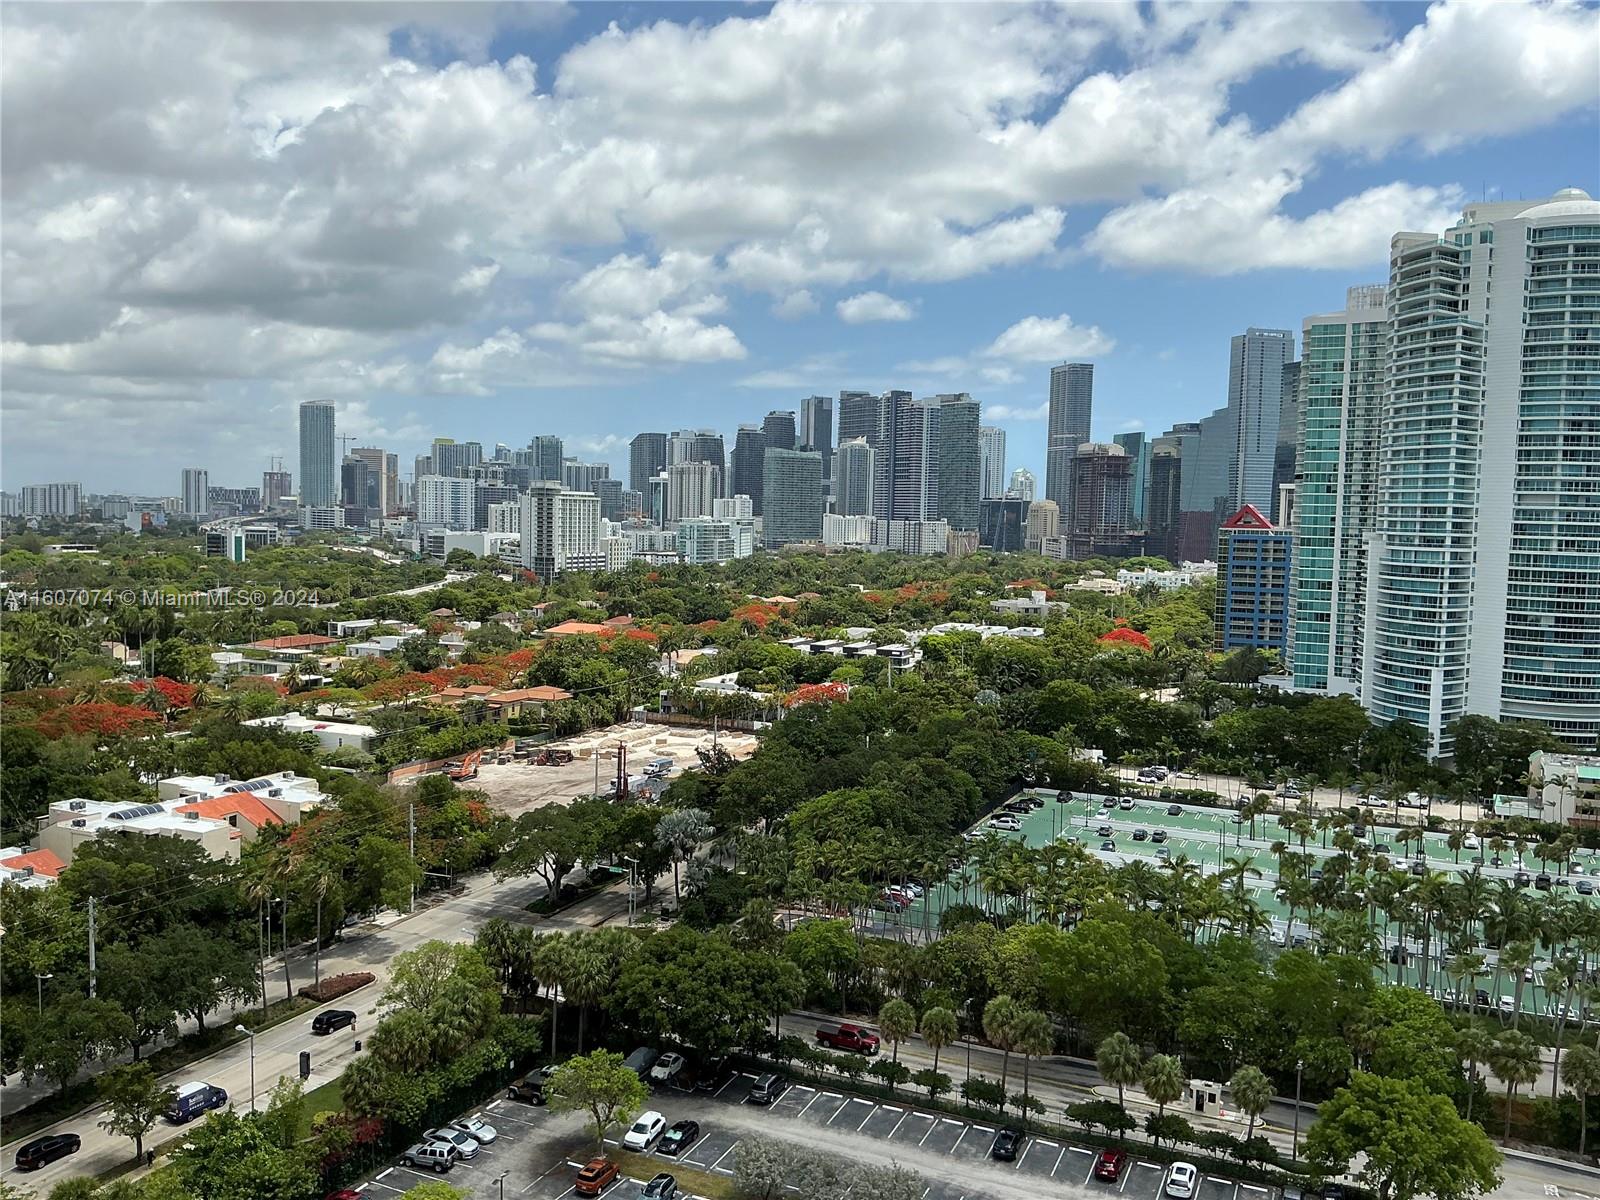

{"left": 2, "top": 1, "right": 1596, "bottom": 494}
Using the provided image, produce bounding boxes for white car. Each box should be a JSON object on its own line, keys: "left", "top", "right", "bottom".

{"left": 1499, "top": 995, "right": 1517, "bottom": 1014}
{"left": 423, "top": 1127, "right": 481, "bottom": 1159}
{"left": 623, "top": 1110, "right": 666, "bottom": 1151}
{"left": 1164, "top": 1163, "right": 1199, "bottom": 1198}
{"left": 988, "top": 815, "right": 1022, "bottom": 832}
{"left": 1464, "top": 834, "right": 1481, "bottom": 850}
{"left": 650, "top": 1052, "right": 686, "bottom": 1084}
{"left": 1363, "top": 795, "right": 1390, "bottom": 809}
{"left": 447, "top": 1115, "right": 498, "bottom": 1145}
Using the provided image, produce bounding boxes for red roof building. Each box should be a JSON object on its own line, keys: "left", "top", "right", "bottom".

{"left": 247, "top": 633, "right": 340, "bottom": 651}
{"left": 0, "top": 848, "right": 66, "bottom": 878}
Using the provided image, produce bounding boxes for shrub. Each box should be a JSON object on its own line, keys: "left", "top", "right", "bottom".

{"left": 299, "top": 972, "right": 375, "bottom": 1002}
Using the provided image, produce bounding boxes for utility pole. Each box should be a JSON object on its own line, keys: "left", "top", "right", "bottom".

{"left": 408, "top": 803, "right": 417, "bottom": 914}
{"left": 87, "top": 897, "right": 97, "bottom": 998}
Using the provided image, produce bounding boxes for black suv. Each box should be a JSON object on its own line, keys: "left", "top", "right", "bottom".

{"left": 991, "top": 1128, "right": 1024, "bottom": 1161}
{"left": 15, "top": 1134, "right": 80, "bottom": 1171}
{"left": 311, "top": 1009, "right": 356, "bottom": 1035}
{"left": 508, "top": 1065, "right": 557, "bottom": 1104}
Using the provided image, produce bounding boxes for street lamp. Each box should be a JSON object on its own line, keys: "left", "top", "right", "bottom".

{"left": 234, "top": 1025, "right": 257, "bottom": 1113}
{"left": 623, "top": 855, "right": 639, "bottom": 927}
{"left": 1292, "top": 1057, "right": 1305, "bottom": 1160}
{"left": 35, "top": 973, "right": 51, "bottom": 1015}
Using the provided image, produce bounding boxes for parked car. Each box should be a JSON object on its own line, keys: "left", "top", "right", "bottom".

{"left": 1119, "top": 797, "right": 1136, "bottom": 810}
{"left": 1167, "top": 804, "right": 1183, "bottom": 816}
{"left": 990, "top": 1128, "right": 1024, "bottom": 1161}
{"left": 424, "top": 1128, "right": 480, "bottom": 1159}
{"left": 1096, "top": 824, "right": 1114, "bottom": 837}
{"left": 816, "top": 1024, "right": 879, "bottom": 1054}
{"left": 659, "top": 1120, "right": 700, "bottom": 1157}
{"left": 623, "top": 1111, "right": 667, "bottom": 1151}
{"left": 14, "top": 1134, "right": 81, "bottom": 1171}
{"left": 1132, "top": 828, "right": 1149, "bottom": 842}
{"left": 447, "top": 1115, "right": 497, "bottom": 1145}
{"left": 749, "top": 1074, "right": 788, "bottom": 1105}
{"left": 694, "top": 1056, "right": 736, "bottom": 1093}
{"left": 624, "top": 1047, "right": 662, "bottom": 1077}
{"left": 1152, "top": 830, "right": 1168, "bottom": 843}
{"left": 1579, "top": 880, "right": 1595, "bottom": 896}
{"left": 641, "top": 1174, "right": 679, "bottom": 1199}
{"left": 311, "top": 1009, "right": 356, "bottom": 1036}
{"left": 1165, "top": 1162, "right": 1199, "bottom": 1198}
{"left": 1093, "top": 1148, "right": 1128, "bottom": 1181}
{"left": 575, "top": 1158, "right": 620, "bottom": 1197}
{"left": 651, "top": 1052, "right": 687, "bottom": 1084}
{"left": 988, "top": 815, "right": 1022, "bottom": 832}
{"left": 508, "top": 1065, "right": 557, "bottom": 1104}
{"left": 401, "top": 1142, "right": 457, "bottom": 1174}
{"left": 1536, "top": 873, "right": 1553, "bottom": 891}
{"left": 1100, "top": 840, "right": 1117, "bottom": 852}
{"left": 1155, "top": 847, "right": 1171, "bottom": 860}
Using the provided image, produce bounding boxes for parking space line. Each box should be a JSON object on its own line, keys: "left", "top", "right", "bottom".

{"left": 710, "top": 1141, "right": 739, "bottom": 1173}
{"left": 796, "top": 1089, "right": 821, "bottom": 1117}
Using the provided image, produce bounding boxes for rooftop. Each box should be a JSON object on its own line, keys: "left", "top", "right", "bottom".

{"left": 247, "top": 633, "right": 340, "bottom": 650}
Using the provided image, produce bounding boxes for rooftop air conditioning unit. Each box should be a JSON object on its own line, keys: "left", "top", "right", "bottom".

{"left": 214, "top": 774, "right": 228, "bottom": 784}
{"left": 71, "top": 818, "right": 87, "bottom": 828}
{"left": 185, "top": 812, "right": 200, "bottom": 820}
{"left": 268, "top": 789, "right": 282, "bottom": 798}
{"left": 69, "top": 799, "right": 87, "bottom": 811}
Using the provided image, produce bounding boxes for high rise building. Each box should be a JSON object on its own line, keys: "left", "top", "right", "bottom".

{"left": 19, "top": 483, "right": 81, "bottom": 518}
{"left": 836, "top": 391, "right": 881, "bottom": 446}
{"left": 432, "top": 438, "right": 483, "bottom": 478}
{"left": 298, "top": 400, "right": 336, "bottom": 509}
{"left": 180, "top": 468, "right": 209, "bottom": 517}
{"left": 834, "top": 438, "right": 875, "bottom": 517}
{"left": 350, "top": 447, "right": 389, "bottom": 515}
{"left": 339, "top": 457, "right": 369, "bottom": 520}
{"left": 412, "top": 454, "right": 433, "bottom": 488}
{"left": 667, "top": 461, "right": 719, "bottom": 521}
{"left": 1025, "top": 500, "right": 1060, "bottom": 552}
{"left": 1146, "top": 423, "right": 1198, "bottom": 563}
{"left": 762, "top": 450, "right": 824, "bottom": 548}
{"left": 978, "top": 497, "right": 1028, "bottom": 552}
{"left": 678, "top": 517, "right": 755, "bottom": 564}
{"left": 1067, "top": 442, "right": 1133, "bottom": 559}
{"left": 978, "top": 426, "right": 1007, "bottom": 498}
{"left": 1215, "top": 504, "right": 1292, "bottom": 652}
{"left": 800, "top": 396, "right": 834, "bottom": 480}
{"left": 1226, "top": 328, "right": 1295, "bottom": 511}
{"left": 935, "top": 393, "right": 980, "bottom": 532}
{"left": 1008, "top": 467, "right": 1036, "bottom": 502}
{"left": 1176, "top": 405, "right": 1236, "bottom": 563}
{"left": 730, "top": 426, "right": 767, "bottom": 514}
{"left": 1273, "top": 361, "right": 1301, "bottom": 524}
{"left": 879, "top": 392, "right": 939, "bottom": 522}
{"left": 520, "top": 481, "right": 604, "bottom": 579}
{"left": 416, "top": 476, "right": 476, "bottom": 529}
{"left": 1360, "top": 188, "right": 1600, "bottom": 753}
{"left": 629, "top": 432, "right": 668, "bottom": 493}
{"left": 473, "top": 482, "right": 519, "bottom": 531}
{"left": 714, "top": 495, "right": 754, "bottom": 520}
{"left": 561, "top": 460, "right": 610, "bottom": 494}
{"left": 530, "top": 435, "right": 565, "bottom": 482}
{"left": 594, "top": 477, "right": 625, "bottom": 522}
{"left": 762, "top": 410, "right": 796, "bottom": 452}
{"left": 262, "top": 470, "right": 292, "bottom": 510}
{"left": 1290, "top": 285, "right": 1387, "bottom": 696}
{"left": 669, "top": 430, "right": 725, "bottom": 495}
{"left": 1112, "top": 432, "right": 1150, "bottom": 525}
{"left": 1045, "top": 363, "right": 1093, "bottom": 515}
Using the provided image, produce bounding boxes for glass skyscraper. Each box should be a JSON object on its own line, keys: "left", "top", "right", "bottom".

{"left": 297, "top": 400, "right": 336, "bottom": 509}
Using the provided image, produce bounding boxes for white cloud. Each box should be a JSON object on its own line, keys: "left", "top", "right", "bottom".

{"left": 984, "top": 314, "right": 1116, "bottom": 361}
{"left": 836, "top": 291, "right": 915, "bottom": 324}
{"left": 736, "top": 352, "right": 848, "bottom": 389}
{"left": 986, "top": 402, "right": 1050, "bottom": 421}
{"left": 573, "top": 433, "right": 627, "bottom": 455}
{"left": 771, "top": 290, "right": 820, "bottom": 319}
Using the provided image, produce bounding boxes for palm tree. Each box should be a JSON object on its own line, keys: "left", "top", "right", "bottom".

{"left": 1096, "top": 1032, "right": 1142, "bottom": 1120}
{"left": 982, "top": 995, "right": 1022, "bottom": 1103}
{"left": 1228, "top": 1065, "right": 1273, "bottom": 1142}
{"left": 1142, "top": 1054, "right": 1184, "bottom": 1130}
{"left": 564, "top": 941, "right": 610, "bottom": 1053}
{"left": 878, "top": 999, "right": 917, "bottom": 1066}
{"left": 1011, "top": 1009, "right": 1054, "bottom": 1108}
{"left": 918, "top": 1006, "right": 959, "bottom": 1078}
{"left": 1562, "top": 1042, "right": 1600, "bottom": 1157}
{"left": 1489, "top": 1029, "right": 1542, "bottom": 1139}
{"left": 530, "top": 933, "right": 573, "bottom": 1055}
{"left": 1456, "top": 1025, "right": 1493, "bottom": 1124}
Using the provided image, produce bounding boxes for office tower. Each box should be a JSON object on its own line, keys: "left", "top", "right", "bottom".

{"left": 493, "top": 443, "right": 511, "bottom": 461}
{"left": 1215, "top": 505, "right": 1292, "bottom": 652}
{"left": 1067, "top": 442, "right": 1133, "bottom": 559}
{"left": 629, "top": 432, "right": 669, "bottom": 493}
{"left": 416, "top": 476, "right": 476, "bottom": 529}
{"left": 180, "top": 468, "right": 209, "bottom": 517}
{"left": 519, "top": 481, "right": 604, "bottom": 578}
{"left": 432, "top": 438, "right": 483, "bottom": 478}
{"left": 1290, "top": 285, "right": 1386, "bottom": 695}
{"left": 834, "top": 438, "right": 875, "bottom": 517}
{"left": 1273, "top": 361, "right": 1300, "bottom": 523}
{"left": 474, "top": 482, "right": 519, "bottom": 530}
{"left": 978, "top": 426, "right": 1007, "bottom": 498}
{"left": 1045, "top": 363, "right": 1093, "bottom": 513}
{"left": 594, "top": 477, "right": 625, "bottom": 521}
{"left": 620, "top": 489, "right": 643, "bottom": 518}
{"left": 730, "top": 426, "right": 767, "bottom": 514}
{"left": 1146, "top": 423, "right": 1199, "bottom": 562}
{"left": 413, "top": 454, "right": 433, "bottom": 487}
{"left": 762, "top": 410, "right": 796, "bottom": 451}
{"left": 561, "top": 460, "right": 610, "bottom": 494}
{"left": 1356, "top": 188, "right": 1600, "bottom": 753}
{"left": 801, "top": 396, "right": 834, "bottom": 479}
{"left": 1226, "top": 327, "right": 1295, "bottom": 511}
{"left": 935, "top": 393, "right": 980, "bottom": 532}
{"left": 669, "top": 430, "right": 725, "bottom": 495}
{"left": 262, "top": 470, "right": 292, "bottom": 511}
{"left": 1008, "top": 467, "right": 1036, "bottom": 502}
{"left": 350, "top": 447, "right": 388, "bottom": 516}
{"left": 339, "top": 457, "right": 369, "bottom": 520}
{"left": 1112, "top": 432, "right": 1150, "bottom": 525}
{"left": 530, "top": 435, "right": 565, "bottom": 482}
{"left": 667, "top": 461, "right": 718, "bottom": 521}
{"left": 1176, "top": 405, "right": 1235, "bottom": 563}
{"left": 761, "top": 450, "right": 823, "bottom": 548}
{"left": 836, "top": 390, "right": 881, "bottom": 445}
{"left": 1025, "top": 500, "right": 1060, "bottom": 552}
{"left": 646, "top": 473, "right": 669, "bottom": 525}
{"left": 875, "top": 392, "right": 939, "bottom": 521}
{"left": 298, "top": 400, "right": 336, "bottom": 508}
{"left": 978, "top": 497, "right": 1028, "bottom": 552}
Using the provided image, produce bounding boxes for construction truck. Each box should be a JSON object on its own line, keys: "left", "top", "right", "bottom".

{"left": 443, "top": 750, "right": 482, "bottom": 781}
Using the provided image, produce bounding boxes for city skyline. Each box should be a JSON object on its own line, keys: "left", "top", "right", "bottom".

{"left": 3, "top": 1, "right": 1595, "bottom": 493}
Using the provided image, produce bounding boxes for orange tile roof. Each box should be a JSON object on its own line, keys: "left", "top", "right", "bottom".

{"left": 601, "top": 615, "right": 635, "bottom": 627}
{"left": 546, "top": 620, "right": 611, "bottom": 636}
{"left": 439, "top": 685, "right": 496, "bottom": 698}
{"left": 488, "top": 686, "right": 573, "bottom": 703}
{"left": 175, "top": 793, "right": 282, "bottom": 830}
{"left": 248, "top": 633, "right": 339, "bottom": 650}
{"left": 0, "top": 848, "right": 65, "bottom": 878}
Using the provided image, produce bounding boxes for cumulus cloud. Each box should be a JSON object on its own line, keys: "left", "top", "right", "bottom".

{"left": 985, "top": 314, "right": 1116, "bottom": 361}
{"left": 771, "top": 290, "right": 820, "bottom": 320}
{"left": 836, "top": 291, "right": 915, "bottom": 324}
{"left": 985, "top": 401, "right": 1051, "bottom": 420}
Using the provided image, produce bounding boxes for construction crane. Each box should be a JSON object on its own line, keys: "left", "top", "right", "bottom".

{"left": 338, "top": 435, "right": 358, "bottom": 458}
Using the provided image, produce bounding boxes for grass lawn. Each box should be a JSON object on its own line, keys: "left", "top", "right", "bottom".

{"left": 296, "top": 1076, "right": 347, "bottom": 1139}
{"left": 611, "top": 1149, "right": 739, "bottom": 1199}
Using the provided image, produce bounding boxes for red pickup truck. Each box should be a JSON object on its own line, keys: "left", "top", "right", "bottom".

{"left": 815, "top": 1023, "right": 880, "bottom": 1054}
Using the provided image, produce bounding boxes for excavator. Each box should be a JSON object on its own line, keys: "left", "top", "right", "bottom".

{"left": 443, "top": 749, "right": 482, "bottom": 781}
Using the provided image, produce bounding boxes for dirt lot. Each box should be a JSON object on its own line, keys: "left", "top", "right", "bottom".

{"left": 463, "top": 721, "right": 759, "bottom": 818}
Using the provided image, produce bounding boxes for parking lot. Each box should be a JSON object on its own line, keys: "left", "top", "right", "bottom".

{"left": 343, "top": 1070, "right": 1278, "bottom": 1200}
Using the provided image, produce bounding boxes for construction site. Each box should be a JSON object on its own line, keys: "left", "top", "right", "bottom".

{"left": 422, "top": 720, "right": 760, "bottom": 818}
